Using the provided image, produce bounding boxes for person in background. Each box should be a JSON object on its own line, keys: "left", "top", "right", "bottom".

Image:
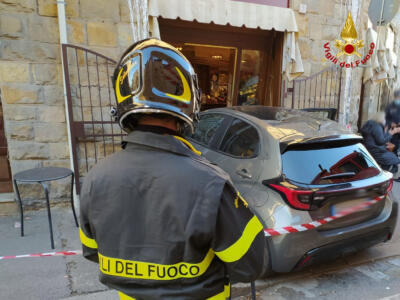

{"left": 361, "top": 112, "right": 400, "bottom": 175}
{"left": 385, "top": 89, "right": 400, "bottom": 153}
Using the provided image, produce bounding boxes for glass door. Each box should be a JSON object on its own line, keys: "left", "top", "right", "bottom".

{"left": 173, "top": 43, "right": 237, "bottom": 110}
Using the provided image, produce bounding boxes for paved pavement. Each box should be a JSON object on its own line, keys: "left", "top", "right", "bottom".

{"left": 0, "top": 183, "right": 399, "bottom": 300}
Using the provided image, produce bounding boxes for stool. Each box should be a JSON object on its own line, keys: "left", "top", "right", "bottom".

{"left": 13, "top": 167, "right": 79, "bottom": 249}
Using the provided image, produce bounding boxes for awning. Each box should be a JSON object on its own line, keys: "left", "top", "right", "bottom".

{"left": 363, "top": 27, "right": 396, "bottom": 84}
{"left": 148, "top": 0, "right": 303, "bottom": 80}
{"left": 148, "top": 0, "right": 298, "bottom": 32}
{"left": 282, "top": 32, "right": 304, "bottom": 81}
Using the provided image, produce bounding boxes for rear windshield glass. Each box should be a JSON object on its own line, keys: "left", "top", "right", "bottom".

{"left": 282, "top": 143, "right": 380, "bottom": 185}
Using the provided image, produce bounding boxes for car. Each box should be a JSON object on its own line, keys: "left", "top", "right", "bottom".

{"left": 184, "top": 105, "right": 398, "bottom": 275}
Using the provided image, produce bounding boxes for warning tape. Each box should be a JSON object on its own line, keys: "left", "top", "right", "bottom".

{"left": 264, "top": 195, "right": 385, "bottom": 237}
{"left": 0, "top": 196, "right": 387, "bottom": 259}
{"left": 0, "top": 250, "right": 82, "bottom": 260}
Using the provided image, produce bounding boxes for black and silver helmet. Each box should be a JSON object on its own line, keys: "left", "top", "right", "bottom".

{"left": 112, "top": 38, "right": 201, "bottom": 133}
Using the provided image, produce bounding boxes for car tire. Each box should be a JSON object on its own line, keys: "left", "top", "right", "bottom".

{"left": 259, "top": 238, "right": 274, "bottom": 278}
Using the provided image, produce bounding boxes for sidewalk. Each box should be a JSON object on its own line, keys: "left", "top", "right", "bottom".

{"left": 0, "top": 183, "right": 399, "bottom": 299}
{"left": 0, "top": 206, "right": 253, "bottom": 299}
{"left": 0, "top": 207, "right": 109, "bottom": 300}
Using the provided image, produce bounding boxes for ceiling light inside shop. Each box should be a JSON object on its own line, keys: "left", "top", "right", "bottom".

{"left": 212, "top": 55, "right": 223, "bottom": 60}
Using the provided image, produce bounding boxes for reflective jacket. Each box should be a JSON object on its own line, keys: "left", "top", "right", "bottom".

{"left": 80, "top": 130, "right": 265, "bottom": 300}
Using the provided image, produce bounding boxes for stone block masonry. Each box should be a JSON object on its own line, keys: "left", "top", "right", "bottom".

{"left": 0, "top": 0, "right": 150, "bottom": 209}
{"left": 289, "top": 0, "right": 374, "bottom": 129}
{"left": 87, "top": 22, "right": 117, "bottom": 47}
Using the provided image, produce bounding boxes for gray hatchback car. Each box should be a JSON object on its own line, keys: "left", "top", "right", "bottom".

{"left": 184, "top": 106, "right": 398, "bottom": 275}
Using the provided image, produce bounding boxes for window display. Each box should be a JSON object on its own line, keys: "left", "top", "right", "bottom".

{"left": 238, "top": 50, "right": 261, "bottom": 106}
{"left": 174, "top": 43, "right": 236, "bottom": 110}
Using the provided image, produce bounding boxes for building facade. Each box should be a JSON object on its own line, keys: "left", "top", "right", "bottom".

{"left": 0, "top": 0, "right": 399, "bottom": 210}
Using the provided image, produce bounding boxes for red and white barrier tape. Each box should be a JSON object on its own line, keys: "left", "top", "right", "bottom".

{"left": 0, "top": 250, "right": 82, "bottom": 260}
{"left": 0, "top": 196, "right": 387, "bottom": 259}
{"left": 264, "top": 195, "right": 385, "bottom": 237}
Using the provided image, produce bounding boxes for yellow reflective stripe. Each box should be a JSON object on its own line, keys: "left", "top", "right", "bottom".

{"left": 115, "top": 67, "right": 132, "bottom": 104}
{"left": 79, "top": 228, "right": 98, "bottom": 249}
{"left": 207, "top": 284, "right": 230, "bottom": 300}
{"left": 174, "top": 136, "right": 202, "bottom": 156}
{"left": 165, "top": 67, "right": 192, "bottom": 103}
{"left": 234, "top": 191, "right": 249, "bottom": 208}
{"left": 98, "top": 249, "right": 215, "bottom": 280}
{"left": 214, "top": 215, "right": 263, "bottom": 263}
{"left": 118, "top": 291, "right": 136, "bottom": 300}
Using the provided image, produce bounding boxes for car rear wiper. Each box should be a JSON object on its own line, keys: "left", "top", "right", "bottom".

{"left": 320, "top": 172, "right": 356, "bottom": 180}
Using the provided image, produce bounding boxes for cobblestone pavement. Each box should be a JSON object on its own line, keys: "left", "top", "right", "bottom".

{"left": 0, "top": 182, "right": 399, "bottom": 299}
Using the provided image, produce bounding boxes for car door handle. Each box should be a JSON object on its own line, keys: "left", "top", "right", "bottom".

{"left": 236, "top": 169, "right": 252, "bottom": 179}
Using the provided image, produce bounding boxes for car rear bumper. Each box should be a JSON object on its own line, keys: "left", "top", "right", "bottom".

{"left": 268, "top": 199, "right": 398, "bottom": 273}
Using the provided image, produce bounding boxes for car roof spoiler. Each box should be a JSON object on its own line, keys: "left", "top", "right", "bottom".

{"left": 280, "top": 134, "right": 363, "bottom": 154}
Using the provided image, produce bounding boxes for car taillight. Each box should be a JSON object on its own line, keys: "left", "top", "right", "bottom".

{"left": 268, "top": 184, "right": 313, "bottom": 210}
{"left": 385, "top": 178, "right": 393, "bottom": 194}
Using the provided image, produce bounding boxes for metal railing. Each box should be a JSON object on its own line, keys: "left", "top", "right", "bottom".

{"left": 62, "top": 44, "right": 123, "bottom": 194}
{"left": 282, "top": 66, "right": 343, "bottom": 119}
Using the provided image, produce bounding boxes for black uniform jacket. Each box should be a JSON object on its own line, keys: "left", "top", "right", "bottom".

{"left": 79, "top": 130, "right": 265, "bottom": 300}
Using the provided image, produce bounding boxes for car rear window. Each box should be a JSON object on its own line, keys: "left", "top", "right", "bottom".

{"left": 282, "top": 143, "right": 381, "bottom": 185}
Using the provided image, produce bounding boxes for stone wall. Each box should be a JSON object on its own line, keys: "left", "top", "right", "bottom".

{"left": 1, "top": 0, "right": 392, "bottom": 207}
{"left": 290, "top": 0, "right": 371, "bottom": 130}
{"left": 0, "top": 0, "right": 150, "bottom": 206}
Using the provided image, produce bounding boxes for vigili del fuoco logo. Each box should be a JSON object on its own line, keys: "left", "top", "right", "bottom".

{"left": 324, "top": 12, "right": 375, "bottom": 68}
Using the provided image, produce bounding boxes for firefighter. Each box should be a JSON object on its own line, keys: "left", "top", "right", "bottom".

{"left": 79, "top": 38, "right": 265, "bottom": 300}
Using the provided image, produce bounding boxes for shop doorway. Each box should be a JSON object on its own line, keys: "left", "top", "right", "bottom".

{"left": 175, "top": 43, "right": 236, "bottom": 110}
{"left": 159, "top": 18, "right": 283, "bottom": 109}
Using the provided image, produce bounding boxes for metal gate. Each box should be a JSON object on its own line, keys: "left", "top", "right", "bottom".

{"left": 62, "top": 44, "right": 124, "bottom": 194}
{"left": 281, "top": 66, "right": 343, "bottom": 119}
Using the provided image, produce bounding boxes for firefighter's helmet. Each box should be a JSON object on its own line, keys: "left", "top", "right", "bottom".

{"left": 112, "top": 38, "right": 201, "bottom": 133}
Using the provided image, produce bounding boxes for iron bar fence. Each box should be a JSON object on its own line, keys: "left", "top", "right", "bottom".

{"left": 62, "top": 44, "right": 123, "bottom": 194}
{"left": 281, "top": 65, "right": 343, "bottom": 119}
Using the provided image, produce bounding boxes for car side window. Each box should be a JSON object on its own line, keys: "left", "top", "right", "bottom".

{"left": 219, "top": 118, "right": 259, "bottom": 158}
{"left": 186, "top": 114, "right": 225, "bottom": 146}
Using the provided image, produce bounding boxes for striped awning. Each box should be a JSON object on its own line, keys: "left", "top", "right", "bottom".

{"left": 148, "top": 0, "right": 298, "bottom": 32}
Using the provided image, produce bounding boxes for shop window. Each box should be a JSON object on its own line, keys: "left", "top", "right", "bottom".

{"left": 174, "top": 43, "right": 236, "bottom": 110}
{"left": 237, "top": 50, "right": 261, "bottom": 106}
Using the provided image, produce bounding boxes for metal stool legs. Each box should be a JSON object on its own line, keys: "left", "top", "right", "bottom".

{"left": 70, "top": 173, "right": 79, "bottom": 227}
{"left": 40, "top": 182, "right": 55, "bottom": 249}
{"left": 251, "top": 281, "right": 256, "bottom": 300}
{"left": 13, "top": 179, "right": 24, "bottom": 237}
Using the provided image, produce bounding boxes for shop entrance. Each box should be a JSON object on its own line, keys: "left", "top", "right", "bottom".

{"left": 176, "top": 44, "right": 236, "bottom": 110}
{"left": 159, "top": 18, "right": 283, "bottom": 109}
